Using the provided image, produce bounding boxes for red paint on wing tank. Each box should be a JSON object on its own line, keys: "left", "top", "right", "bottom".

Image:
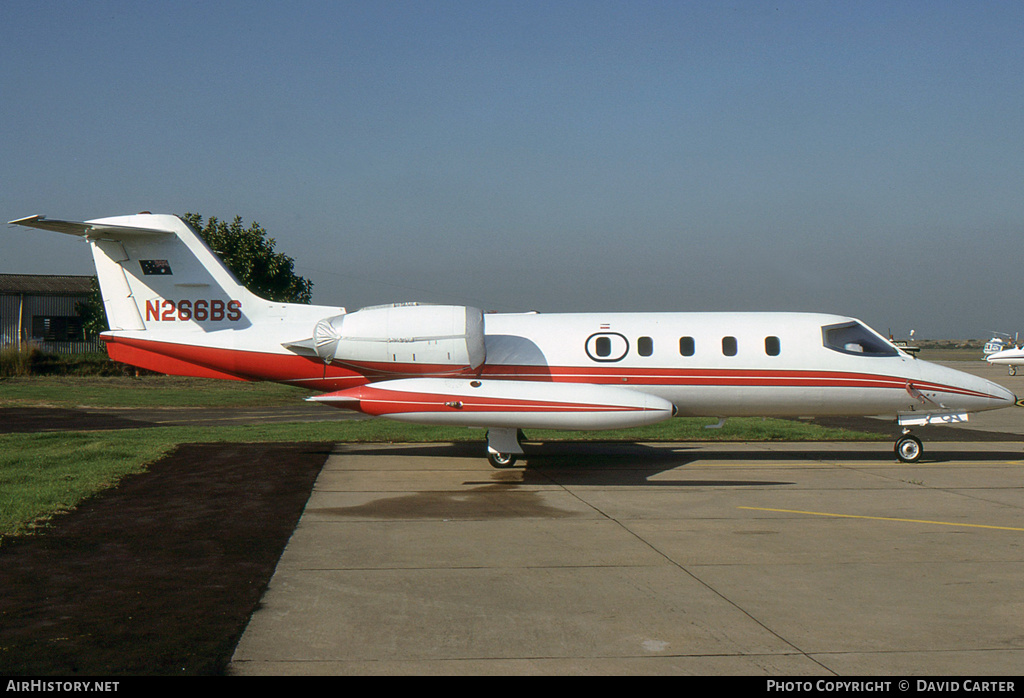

{"left": 309, "top": 377, "right": 676, "bottom": 430}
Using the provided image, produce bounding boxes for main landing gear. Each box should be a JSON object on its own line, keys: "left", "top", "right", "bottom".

{"left": 894, "top": 429, "right": 923, "bottom": 463}
{"left": 486, "top": 428, "right": 526, "bottom": 468}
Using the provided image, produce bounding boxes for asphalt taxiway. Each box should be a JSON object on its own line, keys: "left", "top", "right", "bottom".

{"left": 228, "top": 362, "right": 1024, "bottom": 675}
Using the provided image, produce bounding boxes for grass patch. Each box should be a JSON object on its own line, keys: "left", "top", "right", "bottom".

{"left": 0, "top": 345, "right": 33, "bottom": 377}
{"left": 0, "top": 430, "right": 173, "bottom": 539}
{"left": 0, "top": 375, "right": 308, "bottom": 408}
{"left": 0, "top": 349, "right": 139, "bottom": 378}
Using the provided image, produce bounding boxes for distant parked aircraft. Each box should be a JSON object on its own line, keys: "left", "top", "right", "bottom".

{"left": 987, "top": 346, "right": 1024, "bottom": 376}
{"left": 983, "top": 332, "right": 1017, "bottom": 356}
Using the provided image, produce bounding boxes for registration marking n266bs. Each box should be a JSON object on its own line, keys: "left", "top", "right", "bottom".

{"left": 145, "top": 299, "right": 242, "bottom": 322}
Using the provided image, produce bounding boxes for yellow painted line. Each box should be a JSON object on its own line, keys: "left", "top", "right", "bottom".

{"left": 687, "top": 463, "right": 819, "bottom": 467}
{"left": 739, "top": 507, "right": 1024, "bottom": 532}
{"left": 689, "top": 459, "right": 1024, "bottom": 467}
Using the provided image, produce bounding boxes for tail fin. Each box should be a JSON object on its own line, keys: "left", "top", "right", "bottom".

{"left": 11, "top": 213, "right": 343, "bottom": 382}
{"left": 9, "top": 213, "right": 263, "bottom": 332}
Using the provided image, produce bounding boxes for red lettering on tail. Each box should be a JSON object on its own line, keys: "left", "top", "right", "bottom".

{"left": 143, "top": 300, "right": 243, "bottom": 322}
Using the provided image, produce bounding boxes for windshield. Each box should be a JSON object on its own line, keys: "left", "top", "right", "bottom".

{"left": 822, "top": 321, "right": 898, "bottom": 357}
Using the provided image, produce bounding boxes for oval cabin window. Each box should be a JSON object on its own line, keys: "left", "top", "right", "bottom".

{"left": 585, "top": 333, "right": 629, "bottom": 362}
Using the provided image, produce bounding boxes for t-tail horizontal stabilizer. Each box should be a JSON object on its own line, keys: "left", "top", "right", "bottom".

{"left": 9, "top": 214, "right": 174, "bottom": 239}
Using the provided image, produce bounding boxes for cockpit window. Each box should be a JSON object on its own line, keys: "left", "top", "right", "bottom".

{"left": 822, "top": 322, "right": 898, "bottom": 357}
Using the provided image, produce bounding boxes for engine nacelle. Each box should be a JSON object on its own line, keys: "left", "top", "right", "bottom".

{"left": 313, "top": 303, "right": 486, "bottom": 370}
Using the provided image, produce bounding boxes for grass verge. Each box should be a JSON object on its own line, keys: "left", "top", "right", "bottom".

{"left": 0, "top": 375, "right": 307, "bottom": 408}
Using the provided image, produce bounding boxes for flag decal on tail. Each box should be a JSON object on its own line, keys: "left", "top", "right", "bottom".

{"left": 140, "top": 259, "right": 173, "bottom": 275}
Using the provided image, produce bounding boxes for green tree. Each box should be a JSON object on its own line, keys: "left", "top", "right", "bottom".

{"left": 75, "top": 277, "right": 108, "bottom": 339}
{"left": 76, "top": 213, "right": 313, "bottom": 334}
{"left": 183, "top": 213, "right": 313, "bottom": 304}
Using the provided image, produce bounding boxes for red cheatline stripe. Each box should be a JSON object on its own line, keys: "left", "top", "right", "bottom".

{"left": 102, "top": 336, "right": 994, "bottom": 399}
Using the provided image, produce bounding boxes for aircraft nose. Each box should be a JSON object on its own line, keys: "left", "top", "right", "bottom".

{"left": 986, "top": 380, "right": 1016, "bottom": 408}
{"left": 921, "top": 361, "right": 1017, "bottom": 412}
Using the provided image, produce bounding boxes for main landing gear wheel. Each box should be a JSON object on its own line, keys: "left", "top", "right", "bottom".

{"left": 487, "top": 451, "right": 518, "bottom": 468}
{"left": 894, "top": 433, "right": 923, "bottom": 463}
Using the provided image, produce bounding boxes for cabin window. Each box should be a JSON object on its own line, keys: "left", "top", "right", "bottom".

{"left": 638, "top": 336, "right": 653, "bottom": 357}
{"left": 585, "top": 332, "right": 629, "bottom": 362}
{"left": 765, "top": 336, "right": 781, "bottom": 356}
{"left": 722, "top": 336, "right": 737, "bottom": 356}
{"left": 822, "top": 322, "right": 898, "bottom": 357}
{"left": 679, "top": 336, "right": 695, "bottom": 356}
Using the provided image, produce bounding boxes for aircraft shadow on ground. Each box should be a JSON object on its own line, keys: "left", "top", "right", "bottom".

{"left": 337, "top": 440, "right": 1024, "bottom": 489}
{"left": 337, "top": 441, "right": 801, "bottom": 487}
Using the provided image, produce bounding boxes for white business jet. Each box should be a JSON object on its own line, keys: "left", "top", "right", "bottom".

{"left": 987, "top": 345, "right": 1024, "bottom": 375}
{"left": 10, "top": 213, "right": 1016, "bottom": 466}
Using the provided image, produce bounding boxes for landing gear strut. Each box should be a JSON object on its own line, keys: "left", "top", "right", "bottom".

{"left": 894, "top": 430, "right": 923, "bottom": 463}
{"left": 486, "top": 428, "right": 525, "bottom": 468}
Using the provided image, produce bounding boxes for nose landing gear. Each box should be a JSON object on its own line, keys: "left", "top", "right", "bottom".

{"left": 895, "top": 429, "right": 923, "bottom": 463}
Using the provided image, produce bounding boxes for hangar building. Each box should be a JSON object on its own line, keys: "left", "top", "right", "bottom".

{"left": 0, "top": 274, "right": 104, "bottom": 354}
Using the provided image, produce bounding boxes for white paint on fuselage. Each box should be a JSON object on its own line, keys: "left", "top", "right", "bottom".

{"left": 112, "top": 305, "right": 1014, "bottom": 420}
{"left": 480, "top": 311, "right": 1014, "bottom": 419}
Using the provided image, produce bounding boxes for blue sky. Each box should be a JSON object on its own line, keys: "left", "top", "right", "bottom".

{"left": 2, "top": 1, "right": 1022, "bottom": 338}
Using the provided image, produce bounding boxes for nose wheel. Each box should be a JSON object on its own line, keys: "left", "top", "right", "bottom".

{"left": 894, "top": 431, "right": 923, "bottom": 463}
